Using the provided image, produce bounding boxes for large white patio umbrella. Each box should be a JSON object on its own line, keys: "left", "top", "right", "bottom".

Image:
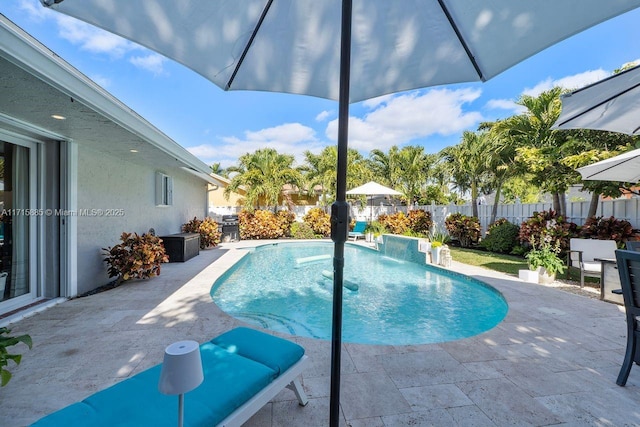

{"left": 553, "top": 64, "right": 640, "bottom": 135}
{"left": 40, "top": 1, "right": 640, "bottom": 424}
{"left": 552, "top": 64, "right": 640, "bottom": 183}
{"left": 347, "top": 181, "right": 402, "bottom": 221}
{"left": 577, "top": 148, "right": 640, "bottom": 182}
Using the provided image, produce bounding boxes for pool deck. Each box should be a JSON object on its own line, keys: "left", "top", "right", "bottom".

{"left": 2, "top": 239, "right": 640, "bottom": 426}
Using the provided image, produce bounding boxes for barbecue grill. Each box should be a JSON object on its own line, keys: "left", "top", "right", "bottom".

{"left": 221, "top": 215, "right": 239, "bottom": 241}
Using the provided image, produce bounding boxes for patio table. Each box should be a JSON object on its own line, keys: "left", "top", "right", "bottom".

{"left": 595, "top": 258, "right": 624, "bottom": 305}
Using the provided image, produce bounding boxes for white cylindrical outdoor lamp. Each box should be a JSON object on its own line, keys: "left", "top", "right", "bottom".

{"left": 158, "top": 340, "right": 204, "bottom": 427}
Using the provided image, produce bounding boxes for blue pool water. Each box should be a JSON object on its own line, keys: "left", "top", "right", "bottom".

{"left": 211, "top": 242, "right": 508, "bottom": 345}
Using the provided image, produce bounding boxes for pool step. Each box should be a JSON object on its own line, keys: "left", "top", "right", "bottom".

{"left": 235, "top": 312, "right": 322, "bottom": 339}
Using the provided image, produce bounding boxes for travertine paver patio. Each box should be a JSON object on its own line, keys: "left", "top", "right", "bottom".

{"left": 1, "top": 239, "right": 640, "bottom": 426}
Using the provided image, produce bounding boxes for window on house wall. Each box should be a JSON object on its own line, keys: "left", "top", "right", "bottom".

{"left": 155, "top": 172, "right": 173, "bottom": 206}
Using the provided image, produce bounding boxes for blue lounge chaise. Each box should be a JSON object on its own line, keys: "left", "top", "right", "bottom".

{"left": 31, "top": 327, "right": 309, "bottom": 426}
{"left": 348, "top": 221, "right": 367, "bottom": 241}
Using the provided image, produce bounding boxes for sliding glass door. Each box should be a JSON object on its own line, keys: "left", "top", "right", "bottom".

{"left": 0, "top": 140, "right": 37, "bottom": 311}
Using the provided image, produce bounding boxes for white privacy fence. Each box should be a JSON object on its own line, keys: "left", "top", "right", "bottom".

{"left": 210, "top": 197, "right": 640, "bottom": 235}
{"left": 423, "top": 198, "right": 640, "bottom": 235}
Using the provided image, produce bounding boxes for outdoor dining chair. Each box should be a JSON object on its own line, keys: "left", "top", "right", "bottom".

{"left": 614, "top": 249, "right": 640, "bottom": 386}
{"left": 626, "top": 241, "right": 640, "bottom": 251}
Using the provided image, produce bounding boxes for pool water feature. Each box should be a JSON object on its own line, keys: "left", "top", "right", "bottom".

{"left": 377, "top": 234, "right": 427, "bottom": 264}
{"left": 211, "top": 242, "right": 508, "bottom": 345}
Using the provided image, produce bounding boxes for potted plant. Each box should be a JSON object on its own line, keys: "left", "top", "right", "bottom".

{"left": 427, "top": 229, "right": 450, "bottom": 265}
{"left": 367, "top": 221, "right": 388, "bottom": 244}
{"left": 525, "top": 236, "right": 566, "bottom": 284}
{"left": 0, "top": 327, "right": 32, "bottom": 386}
{"left": 431, "top": 241, "right": 443, "bottom": 265}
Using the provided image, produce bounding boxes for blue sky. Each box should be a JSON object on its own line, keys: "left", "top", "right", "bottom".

{"left": 2, "top": 1, "right": 640, "bottom": 168}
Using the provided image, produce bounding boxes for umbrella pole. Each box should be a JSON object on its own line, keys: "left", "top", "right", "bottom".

{"left": 329, "top": 1, "right": 352, "bottom": 426}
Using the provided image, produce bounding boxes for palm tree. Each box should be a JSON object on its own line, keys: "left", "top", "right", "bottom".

{"left": 482, "top": 121, "right": 523, "bottom": 224}
{"left": 368, "top": 146, "right": 399, "bottom": 187}
{"left": 301, "top": 147, "right": 336, "bottom": 209}
{"left": 301, "top": 146, "right": 371, "bottom": 209}
{"left": 210, "top": 162, "right": 228, "bottom": 178}
{"left": 490, "top": 88, "right": 570, "bottom": 215}
{"left": 224, "top": 148, "right": 303, "bottom": 211}
{"left": 441, "top": 130, "right": 493, "bottom": 218}
{"left": 393, "top": 146, "right": 430, "bottom": 208}
{"left": 368, "top": 146, "right": 436, "bottom": 207}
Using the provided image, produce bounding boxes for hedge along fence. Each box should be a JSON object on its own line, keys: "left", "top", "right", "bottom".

{"left": 211, "top": 197, "right": 640, "bottom": 237}
{"left": 427, "top": 199, "right": 640, "bottom": 236}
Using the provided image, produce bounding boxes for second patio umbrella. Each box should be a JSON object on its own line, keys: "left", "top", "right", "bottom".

{"left": 577, "top": 148, "right": 640, "bottom": 182}
{"left": 553, "top": 64, "right": 640, "bottom": 135}
{"left": 347, "top": 181, "right": 402, "bottom": 222}
{"left": 552, "top": 65, "right": 640, "bottom": 183}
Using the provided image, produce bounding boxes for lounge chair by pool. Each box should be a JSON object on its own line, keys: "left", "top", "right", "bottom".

{"left": 348, "top": 221, "right": 367, "bottom": 241}
{"left": 31, "top": 327, "right": 309, "bottom": 426}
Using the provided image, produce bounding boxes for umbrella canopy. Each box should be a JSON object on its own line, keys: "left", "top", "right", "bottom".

{"left": 553, "top": 64, "right": 640, "bottom": 135}
{"left": 577, "top": 148, "right": 640, "bottom": 182}
{"left": 346, "top": 181, "right": 402, "bottom": 196}
{"left": 40, "top": 1, "right": 640, "bottom": 424}
{"left": 347, "top": 181, "right": 402, "bottom": 221}
{"left": 41, "top": 1, "right": 640, "bottom": 103}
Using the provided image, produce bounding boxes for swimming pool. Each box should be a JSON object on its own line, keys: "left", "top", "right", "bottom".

{"left": 211, "top": 241, "right": 508, "bottom": 345}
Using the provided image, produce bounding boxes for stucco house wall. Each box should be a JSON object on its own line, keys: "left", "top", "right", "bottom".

{"left": 0, "top": 14, "right": 218, "bottom": 316}
{"left": 76, "top": 144, "right": 206, "bottom": 294}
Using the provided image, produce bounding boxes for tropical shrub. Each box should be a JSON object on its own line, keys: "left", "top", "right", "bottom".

{"left": 238, "top": 209, "right": 291, "bottom": 239}
{"left": 182, "top": 217, "right": 222, "bottom": 249}
{"left": 303, "top": 208, "right": 331, "bottom": 237}
{"left": 103, "top": 232, "right": 168, "bottom": 283}
{"left": 0, "top": 327, "right": 32, "bottom": 387}
{"left": 276, "top": 210, "right": 296, "bottom": 238}
{"left": 378, "top": 212, "right": 410, "bottom": 235}
{"left": 445, "top": 213, "right": 480, "bottom": 248}
{"left": 518, "top": 209, "right": 578, "bottom": 254}
{"left": 481, "top": 219, "right": 520, "bottom": 253}
{"left": 579, "top": 216, "right": 634, "bottom": 247}
{"left": 290, "top": 221, "right": 320, "bottom": 239}
{"left": 407, "top": 209, "right": 433, "bottom": 236}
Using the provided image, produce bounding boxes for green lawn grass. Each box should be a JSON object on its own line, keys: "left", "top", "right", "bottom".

{"left": 449, "top": 247, "right": 597, "bottom": 284}
{"left": 450, "top": 247, "right": 528, "bottom": 276}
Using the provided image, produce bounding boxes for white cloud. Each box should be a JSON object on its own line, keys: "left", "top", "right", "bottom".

{"left": 325, "top": 88, "right": 483, "bottom": 152}
{"left": 55, "top": 15, "right": 136, "bottom": 58}
{"left": 89, "top": 74, "right": 112, "bottom": 89}
{"left": 523, "top": 69, "right": 610, "bottom": 96}
{"left": 189, "top": 123, "right": 326, "bottom": 167}
{"left": 621, "top": 59, "right": 640, "bottom": 69}
{"left": 129, "top": 53, "right": 167, "bottom": 76}
{"left": 187, "top": 144, "right": 226, "bottom": 166}
{"left": 361, "top": 94, "right": 394, "bottom": 109}
{"left": 19, "top": 0, "right": 48, "bottom": 20}
{"left": 24, "top": 1, "right": 166, "bottom": 74}
{"left": 485, "top": 98, "right": 525, "bottom": 115}
{"left": 315, "top": 110, "right": 333, "bottom": 122}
